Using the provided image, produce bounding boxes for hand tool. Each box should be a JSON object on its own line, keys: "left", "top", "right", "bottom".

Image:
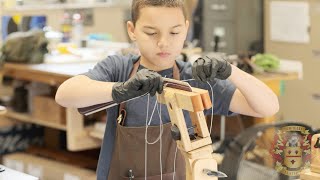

{"left": 77, "top": 78, "right": 192, "bottom": 116}
{"left": 128, "top": 169, "right": 134, "bottom": 180}
{"left": 203, "top": 169, "right": 227, "bottom": 178}
{"left": 157, "top": 81, "right": 227, "bottom": 179}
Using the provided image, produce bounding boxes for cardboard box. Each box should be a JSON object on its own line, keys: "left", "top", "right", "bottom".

{"left": 3, "top": 153, "right": 96, "bottom": 180}
{"left": 32, "top": 96, "right": 66, "bottom": 125}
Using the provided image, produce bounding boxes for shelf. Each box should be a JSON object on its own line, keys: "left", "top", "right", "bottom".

{"left": 1, "top": 2, "right": 128, "bottom": 12}
{"left": 255, "top": 72, "right": 299, "bottom": 82}
{"left": 5, "top": 110, "right": 67, "bottom": 131}
{"left": 2, "top": 63, "right": 105, "bottom": 151}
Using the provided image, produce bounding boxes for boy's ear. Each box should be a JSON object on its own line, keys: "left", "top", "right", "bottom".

{"left": 184, "top": 20, "right": 190, "bottom": 40}
{"left": 127, "top": 21, "right": 136, "bottom": 41}
{"left": 185, "top": 20, "right": 190, "bottom": 32}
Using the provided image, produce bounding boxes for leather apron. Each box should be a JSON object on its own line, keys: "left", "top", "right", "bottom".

{"left": 107, "top": 60, "right": 186, "bottom": 180}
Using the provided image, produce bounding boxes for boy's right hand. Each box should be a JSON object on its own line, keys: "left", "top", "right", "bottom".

{"left": 112, "top": 69, "right": 164, "bottom": 103}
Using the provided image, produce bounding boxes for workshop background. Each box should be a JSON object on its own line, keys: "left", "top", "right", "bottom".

{"left": 0, "top": 0, "right": 319, "bottom": 179}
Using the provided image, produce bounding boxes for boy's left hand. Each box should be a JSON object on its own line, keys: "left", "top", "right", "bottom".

{"left": 192, "top": 55, "right": 232, "bottom": 82}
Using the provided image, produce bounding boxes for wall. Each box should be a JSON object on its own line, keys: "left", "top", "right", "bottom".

{"left": 264, "top": 0, "right": 320, "bottom": 127}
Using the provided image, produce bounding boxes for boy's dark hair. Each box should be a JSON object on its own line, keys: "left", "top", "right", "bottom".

{"left": 131, "top": 0, "right": 186, "bottom": 25}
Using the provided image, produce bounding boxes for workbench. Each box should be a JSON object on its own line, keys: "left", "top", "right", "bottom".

{"left": 1, "top": 62, "right": 100, "bottom": 151}
{"left": 0, "top": 165, "right": 38, "bottom": 180}
{"left": 1, "top": 62, "right": 299, "bottom": 151}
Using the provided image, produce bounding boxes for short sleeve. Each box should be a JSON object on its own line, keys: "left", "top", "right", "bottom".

{"left": 82, "top": 55, "right": 121, "bottom": 82}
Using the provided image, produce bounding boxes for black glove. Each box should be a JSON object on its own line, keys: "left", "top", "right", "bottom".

{"left": 112, "top": 69, "right": 164, "bottom": 103}
{"left": 192, "top": 55, "right": 232, "bottom": 82}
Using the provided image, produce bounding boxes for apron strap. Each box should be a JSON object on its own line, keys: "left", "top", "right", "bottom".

{"left": 118, "top": 59, "right": 181, "bottom": 125}
{"left": 118, "top": 59, "right": 141, "bottom": 123}
{"left": 173, "top": 62, "right": 180, "bottom": 80}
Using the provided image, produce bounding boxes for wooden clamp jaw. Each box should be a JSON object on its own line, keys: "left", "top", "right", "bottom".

{"left": 300, "top": 134, "right": 320, "bottom": 179}
{"left": 157, "top": 86, "right": 219, "bottom": 180}
{"left": 311, "top": 134, "right": 320, "bottom": 173}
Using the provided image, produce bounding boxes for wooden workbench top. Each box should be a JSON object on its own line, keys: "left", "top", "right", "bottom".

{"left": 2, "top": 62, "right": 97, "bottom": 85}
{"left": 254, "top": 72, "right": 299, "bottom": 82}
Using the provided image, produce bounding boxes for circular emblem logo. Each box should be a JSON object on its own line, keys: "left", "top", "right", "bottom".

{"left": 270, "top": 126, "right": 312, "bottom": 176}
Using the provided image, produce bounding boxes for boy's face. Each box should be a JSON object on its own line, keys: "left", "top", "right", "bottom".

{"left": 127, "top": 7, "right": 189, "bottom": 69}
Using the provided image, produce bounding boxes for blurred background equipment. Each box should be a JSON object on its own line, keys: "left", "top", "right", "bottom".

{"left": 1, "top": 15, "right": 46, "bottom": 40}
{"left": 253, "top": 53, "right": 280, "bottom": 72}
{"left": 0, "top": 30, "right": 48, "bottom": 65}
{"left": 201, "top": 0, "right": 263, "bottom": 54}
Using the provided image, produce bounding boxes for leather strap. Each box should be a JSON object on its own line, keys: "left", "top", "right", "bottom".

{"left": 118, "top": 59, "right": 180, "bottom": 125}
{"left": 118, "top": 59, "right": 141, "bottom": 123}
{"left": 173, "top": 62, "right": 180, "bottom": 80}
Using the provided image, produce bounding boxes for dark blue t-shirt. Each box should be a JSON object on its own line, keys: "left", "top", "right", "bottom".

{"left": 83, "top": 54, "right": 236, "bottom": 179}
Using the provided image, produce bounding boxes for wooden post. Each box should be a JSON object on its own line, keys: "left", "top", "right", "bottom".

{"left": 66, "top": 108, "right": 101, "bottom": 151}
{"left": 158, "top": 86, "right": 219, "bottom": 180}
{"left": 300, "top": 134, "right": 320, "bottom": 179}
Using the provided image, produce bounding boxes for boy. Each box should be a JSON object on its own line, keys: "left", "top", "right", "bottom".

{"left": 55, "top": 0, "right": 279, "bottom": 179}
